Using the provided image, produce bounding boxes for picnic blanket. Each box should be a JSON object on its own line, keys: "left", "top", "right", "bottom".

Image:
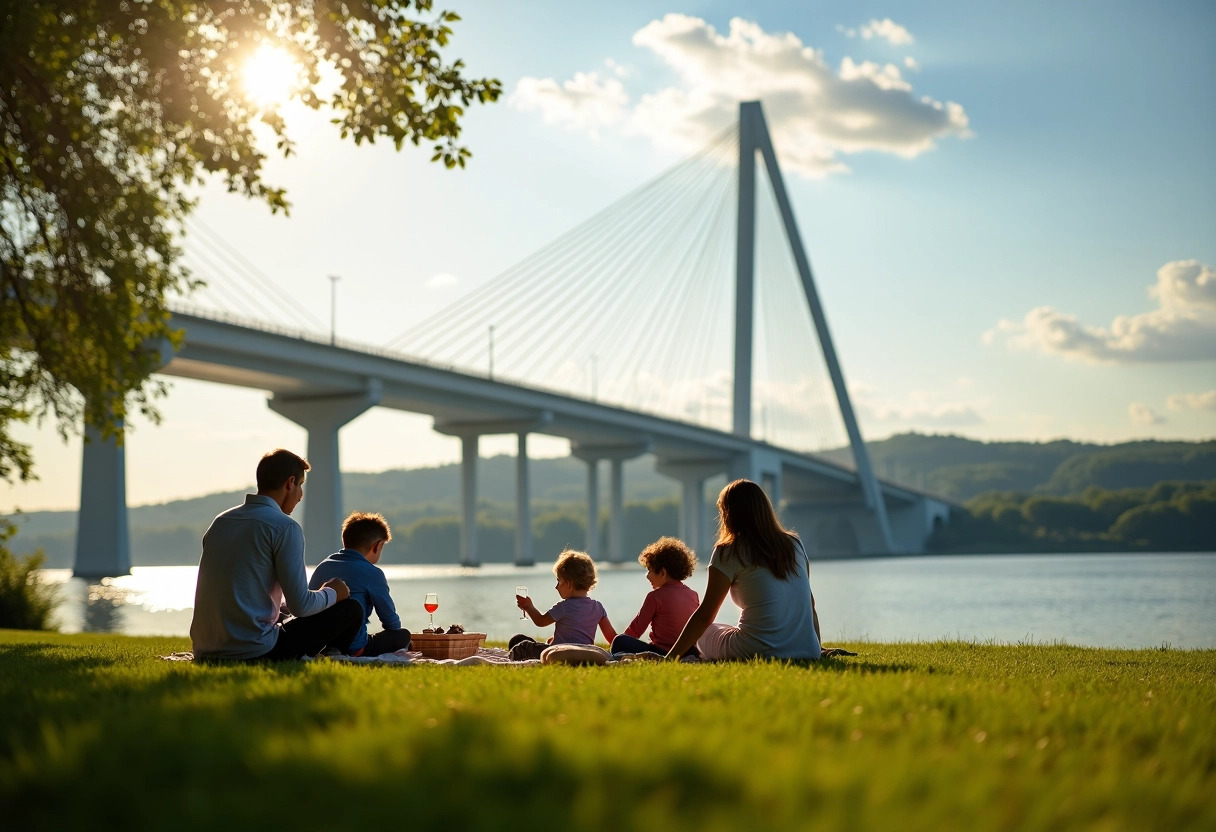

{"left": 159, "top": 647, "right": 642, "bottom": 666}
{"left": 159, "top": 646, "right": 854, "bottom": 665}
{"left": 330, "top": 645, "right": 678, "bottom": 666}
{"left": 336, "top": 646, "right": 539, "bottom": 666}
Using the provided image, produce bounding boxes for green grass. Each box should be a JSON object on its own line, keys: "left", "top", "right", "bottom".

{"left": 2, "top": 631, "right": 1213, "bottom": 831}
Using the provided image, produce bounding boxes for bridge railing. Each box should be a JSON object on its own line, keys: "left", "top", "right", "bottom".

{"left": 162, "top": 305, "right": 969, "bottom": 500}
{"left": 167, "top": 307, "right": 976, "bottom": 497}
{"left": 167, "top": 302, "right": 743, "bottom": 435}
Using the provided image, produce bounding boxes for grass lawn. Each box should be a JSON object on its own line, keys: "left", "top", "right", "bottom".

{"left": 1, "top": 631, "right": 1213, "bottom": 831}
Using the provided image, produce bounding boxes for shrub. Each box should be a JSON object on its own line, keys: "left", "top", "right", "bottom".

{"left": 1111, "top": 493, "right": 1216, "bottom": 550}
{"left": 1084, "top": 487, "right": 1147, "bottom": 528}
{"left": 0, "top": 525, "right": 58, "bottom": 630}
{"left": 1021, "top": 496, "right": 1107, "bottom": 533}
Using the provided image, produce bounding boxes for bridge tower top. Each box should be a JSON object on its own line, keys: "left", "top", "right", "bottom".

{"left": 732, "top": 100, "right": 894, "bottom": 551}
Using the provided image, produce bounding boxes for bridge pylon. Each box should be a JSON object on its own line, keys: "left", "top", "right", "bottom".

{"left": 733, "top": 101, "right": 895, "bottom": 553}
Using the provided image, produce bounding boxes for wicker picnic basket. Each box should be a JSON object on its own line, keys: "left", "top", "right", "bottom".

{"left": 410, "top": 632, "right": 486, "bottom": 660}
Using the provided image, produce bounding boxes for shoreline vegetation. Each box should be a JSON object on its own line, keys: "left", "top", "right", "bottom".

{"left": 2, "top": 630, "right": 1212, "bottom": 831}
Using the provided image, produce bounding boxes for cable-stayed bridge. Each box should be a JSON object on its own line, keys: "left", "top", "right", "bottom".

{"left": 73, "top": 102, "right": 951, "bottom": 578}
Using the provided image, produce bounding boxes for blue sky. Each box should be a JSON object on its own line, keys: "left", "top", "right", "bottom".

{"left": 3, "top": 0, "right": 1214, "bottom": 511}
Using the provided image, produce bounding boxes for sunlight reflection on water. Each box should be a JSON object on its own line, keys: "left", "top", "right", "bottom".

{"left": 40, "top": 553, "right": 1216, "bottom": 648}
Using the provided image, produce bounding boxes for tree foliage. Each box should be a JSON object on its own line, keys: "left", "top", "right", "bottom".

{"left": 930, "top": 480, "right": 1216, "bottom": 553}
{"left": 821, "top": 433, "right": 1216, "bottom": 502}
{"left": 1041, "top": 444, "right": 1216, "bottom": 495}
{"left": 1020, "top": 496, "right": 1107, "bottom": 534}
{"left": 0, "top": 0, "right": 500, "bottom": 485}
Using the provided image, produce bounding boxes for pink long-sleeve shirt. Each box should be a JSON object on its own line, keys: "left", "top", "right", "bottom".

{"left": 624, "top": 580, "right": 700, "bottom": 651}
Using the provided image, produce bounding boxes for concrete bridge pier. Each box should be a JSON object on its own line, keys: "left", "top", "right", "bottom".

{"left": 423, "top": 427, "right": 480, "bottom": 566}
{"left": 268, "top": 381, "right": 381, "bottom": 559}
{"left": 656, "top": 459, "right": 728, "bottom": 557}
{"left": 74, "top": 421, "right": 131, "bottom": 578}
{"left": 436, "top": 414, "right": 553, "bottom": 567}
{"left": 74, "top": 338, "right": 174, "bottom": 578}
{"left": 584, "top": 458, "right": 600, "bottom": 558}
{"left": 514, "top": 432, "right": 533, "bottom": 566}
{"left": 608, "top": 459, "right": 624, "bottom": 563}
{"left": 729, "top": 448, "right": 785, "bottom": 512}
{"left": 680, "top": 480, "right": 703, "bottom": 554}
{"left": 573, "top": 442, "right": 651, "bottom": 563}
{"left": 460, "top": 434, "right": 479, "bottom": 566}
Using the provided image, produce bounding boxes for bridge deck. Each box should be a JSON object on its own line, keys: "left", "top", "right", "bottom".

{"left": 165, "top": 309, "right": 925, "bottom": 506}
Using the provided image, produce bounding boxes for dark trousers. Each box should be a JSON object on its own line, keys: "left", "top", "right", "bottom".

{"left": 610, "top": 633, "right": 698, "bottom": 659}
{"left": 508, "top": 634, "right": 548, "bottom": 661}
{"left": 257, "top": 598, "right": 363, "bottom": 661}
{"left": 360, "top": 627, "right": 413, "bottom": 656}
{"left": 610, "top": 633, "right": 665, "bottom": 656}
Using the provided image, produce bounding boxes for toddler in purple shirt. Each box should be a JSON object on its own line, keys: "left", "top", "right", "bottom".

{"left": 510, "top": 550, "right": 617, "bottom": 661}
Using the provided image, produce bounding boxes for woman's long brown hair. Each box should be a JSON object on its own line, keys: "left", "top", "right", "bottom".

{"left": 714, "top": 479, "right": 799, "bottom": 580}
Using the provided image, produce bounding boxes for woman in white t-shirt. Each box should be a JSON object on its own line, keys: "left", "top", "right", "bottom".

{"left": 665, "top": 479, "right": 822, "bottom": 661}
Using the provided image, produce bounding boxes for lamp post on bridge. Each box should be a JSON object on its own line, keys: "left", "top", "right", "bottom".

{"left": 328, "top": 274, "right": 340, "bottom": 346}
{"left": 488, "top": 324, "right": 496, "bottom": 380}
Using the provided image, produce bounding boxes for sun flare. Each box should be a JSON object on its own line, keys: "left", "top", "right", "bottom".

{"left": 241, "top": 44, "right": 301, "bottom": 107}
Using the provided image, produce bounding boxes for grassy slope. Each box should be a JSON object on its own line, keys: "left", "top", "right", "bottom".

{"left": 2, "top": 631, "right": 1213, "bottom": 832}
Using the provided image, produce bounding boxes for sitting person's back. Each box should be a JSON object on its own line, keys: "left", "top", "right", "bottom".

{"left": 191, "top": 493, "right": 312, "bottom": 658}
{"left": 308, "top": 512, "right": 411, "bottom": 656}
{"left": 190, "top": 448, "right": 361, "bottom": 661}
{"left": 510, "top": 550, "right": 617, "bottom": 661}
{"left": 708, "top": 535, "right": 819, "bottom": 659}
{"left": 611, "top": 537, "right": 700, "bottom": 656}
{"left": 664, "top": 479, "right": 822, "bottom": 662}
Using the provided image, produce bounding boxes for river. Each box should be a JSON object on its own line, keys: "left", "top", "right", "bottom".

{"left": 37, "top": 552, "right": 1216, "bottom": 649}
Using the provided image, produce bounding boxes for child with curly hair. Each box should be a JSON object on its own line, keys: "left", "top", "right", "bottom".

{"left": 610, "top": 536, "right": 700, "bottom": 657}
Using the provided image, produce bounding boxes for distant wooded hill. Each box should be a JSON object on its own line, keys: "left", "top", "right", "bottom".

{"left": 827, "top": 433, "right": 1214, "bottom": 553}
{"left": 9, "top": 434, "right": 1214, "bottom": 566}
{"left": 821, "top": 433, "right": 1216, "bottom": 501}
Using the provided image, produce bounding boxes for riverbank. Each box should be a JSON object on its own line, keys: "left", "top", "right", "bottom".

{"left": 2, "top": 631, "right": 1212, "bottom": 831}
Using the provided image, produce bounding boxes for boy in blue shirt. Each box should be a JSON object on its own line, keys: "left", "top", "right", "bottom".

{"left": 308, "top": 512, "right": 412, "bottom": 657}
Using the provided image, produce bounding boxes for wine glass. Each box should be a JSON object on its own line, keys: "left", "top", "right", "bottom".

{"left": 424, "top": 592, "right": 439, "bottom": 627}
{"left": 516, "top": 585, "right": 528, "bottom": 619}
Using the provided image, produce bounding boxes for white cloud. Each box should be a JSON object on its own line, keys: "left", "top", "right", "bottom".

{"left": 987, "top": 260, "right": 1216, "bottom": 363}
{"left": 871, "top": 401, "right": 983, "bottom": 427}
{"left": 839, "top": 57, "right": 912, "bottom": 91}
{"left": 860, "top": 18, "right": 914, "bottom": 46}
{"left": 904, "top": 56, "right": 920, "bottom": 72}
{"left": 425, "top": 273, "right": 459, "bottom": 289}
{"left": 603, "top": 58, "right": 630, "bottom": 78}
{"left": 1129, "top": 402, "right": 1165, "bottom": 425}
{"left": 1167, "top": 390, "right": 1216, "bottom": 411}
{"left": 1152, "top": 258, "right": 1216, "bottom": 308}
{"left": 511, "top": 15, "right": 970, "bottom": 178}
{"left": 510, "top": 71, "right": 628, "bottom": 136}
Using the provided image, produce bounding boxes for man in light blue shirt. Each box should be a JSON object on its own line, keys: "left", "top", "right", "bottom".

{"left": 190, "top": 449, "right": 362, "bottom": 661}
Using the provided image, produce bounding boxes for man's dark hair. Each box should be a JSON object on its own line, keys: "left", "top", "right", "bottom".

{"left": 342, "top": 512, "right": 392, "bottom": 550}
{"left": 256, "top": 449, "right": 310, "bottom": 492}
